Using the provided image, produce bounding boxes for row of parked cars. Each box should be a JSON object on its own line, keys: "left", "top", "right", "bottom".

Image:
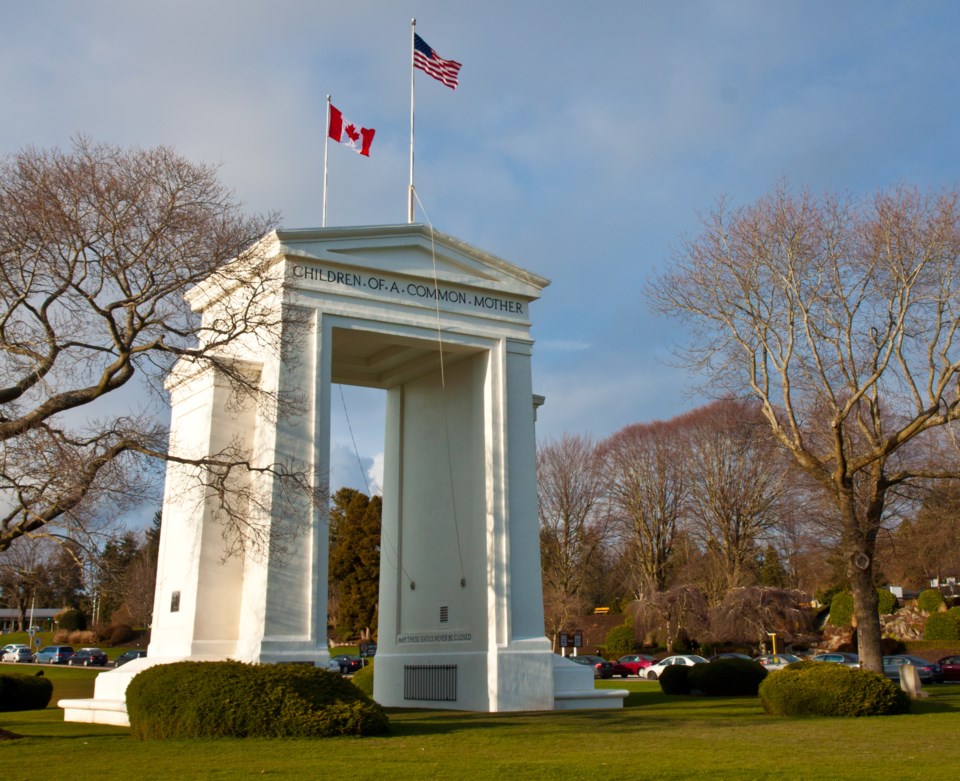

{"left": 1, "top": 643, "right": 146, "bottom": 667}
{"left": 568, "top": 650, "right": 960, "bottom": 684}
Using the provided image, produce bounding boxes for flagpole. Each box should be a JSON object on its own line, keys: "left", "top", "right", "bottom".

{"left": 323, "top": 95, "right": 331, "bottom": 228}
{"left": 408, "top": 17, "right": 416, "bottom": 224}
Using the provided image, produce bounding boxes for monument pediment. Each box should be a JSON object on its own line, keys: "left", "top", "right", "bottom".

{"left": 273, "top": 224, "right": 549, "bottom": 300}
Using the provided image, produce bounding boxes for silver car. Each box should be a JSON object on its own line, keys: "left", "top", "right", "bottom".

{"left": 2, "top": 646, "right": 34, "bottom": 663}
{"left": 810, "top": 652, "right": 859, "bottom": 668}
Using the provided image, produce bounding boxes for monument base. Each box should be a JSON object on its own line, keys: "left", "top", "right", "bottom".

{"left": 60, "top": 651, "right": 626, "bottom": 726}
{"left": 552, "top": 655, "right": 629, "bottom": 709}
{"left": 59, "top": 655, "right": 223, "bottom": 727}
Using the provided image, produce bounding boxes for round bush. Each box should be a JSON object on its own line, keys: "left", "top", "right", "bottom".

{"left": 351, "top": 660, "right": 374, "bottom": 697}
{"left": 126, "top": 661, "right": 389, "bottom": 739}
{"left": 759, "top": 664, "right": 909, "bottom": 717}
{"left": 109, "top": 624, "right": 135, "bottom": 645}
{"left": 918, "top": 588, "right": 945, "bottom": 614}
{"left": 923, "top": 610, "right": 960, "bottom": 641}
{"left": 829, "top": 591, "right": 854, "bottom": 627}
{"left": 658, "top": 664, "right": 691, "bottom": 695}
{"left": 877, "top": 588, "right": 899, "bottom": 615}
{"left": 689, "top": 658, "right": 767, "bottom": 696}
{"left": 55, "top": 607, "right": 87, "bottom": 632}
{"left": 604, "top": 623, "right": 639, "bottom": 658}
{"left": 0, "top": 672, "right": 54, "bottom": 711}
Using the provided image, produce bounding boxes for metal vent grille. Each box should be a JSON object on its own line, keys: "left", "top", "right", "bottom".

{"left": 404, "top": 664, "right": 457, "bottom": 701}
{"left": 440, "top": 605, "right": 449, "bottom": 623}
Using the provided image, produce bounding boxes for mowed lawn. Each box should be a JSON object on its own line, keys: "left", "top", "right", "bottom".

{"left": 2, "top": 669, "right": 959, "bottom": 780}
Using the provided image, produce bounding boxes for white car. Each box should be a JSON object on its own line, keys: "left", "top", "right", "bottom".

{"left": 643, "top": 654, "right": 709, "bottom": 680}
{"left": 1, "top": 644, "right": 33, "bottom": 662}
{"left": 754, "top": 653, "right": 804, "bottom": 671}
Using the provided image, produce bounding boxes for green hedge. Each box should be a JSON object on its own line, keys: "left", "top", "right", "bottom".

{"left": 877, "top": 588, "right": 899, "bottom": 615}
{"left": 604, "top": 623, "right": 639, "bottom": 658}
{"left": 55, "top": 607, "right": 86, "bottom": 632}
{"left": 918, "top": 589, "right": 945, "bottom": 614}
{"left": 688, "top": 658, "right": 767, "bottom": 696}
{"left": 351, "top": 661, "right": 374, "bottom": 697}
{"left": 829, "top": 589, "right": 899, "bottom": 624}
{"left": 923, "top": 611, "right": 960, "bottom": 641}
{"left": 829, "top": 591, "right": 854, "bottom": 626}
{"left": 0, "top": 672, "right": 54, "bottom": 711}
{"left": 759, "top": 664, "right": 909, "bottom": 717}
{"left": 126, "top": 661, "right": 389, "bottom": 739}
{"left": 658, "top": 665, "right": 691, "bottom": 695}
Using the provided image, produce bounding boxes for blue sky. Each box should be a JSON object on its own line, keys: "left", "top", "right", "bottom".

{"left": 3, "top": 1, "right": 960, "bottom": 496}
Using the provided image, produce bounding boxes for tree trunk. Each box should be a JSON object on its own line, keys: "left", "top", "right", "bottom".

{"left": 850, "top": 560, "right": 882, "bottom": 672}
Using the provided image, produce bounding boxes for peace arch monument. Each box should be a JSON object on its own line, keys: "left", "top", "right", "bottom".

{"left": 61, "top": 224, "right": 624, "bottom": 724}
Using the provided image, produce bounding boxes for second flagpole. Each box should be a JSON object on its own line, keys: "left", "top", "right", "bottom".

{"left": 408, "top": 18, "right": 416, "bottom": 223}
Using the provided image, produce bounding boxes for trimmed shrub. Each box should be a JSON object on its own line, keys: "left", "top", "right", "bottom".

{"left": 829, "top": 591, "right": 854, "bottom": 627}
{"left": 126, "top": 661, "right": 389, "bottom": 739}
{"left": 658, "top": 664, "right": 691, "bottom": 695}
{"left": 351, "top": 661, "right": 374, "bottom": 697}
{"left": 877, "top": 588, "right": 899, "bottom": 615}
{"left": 0, "top": 672, "right": 54, "bottom": 711}
{"left": 759, "top": 664, "right": 909, "bottom": 717}
{"left": 918, "top": 588, "right": 945, "bottom": 614}
{"left": 923, "top": 610, "right": 960, "bottom": 641}
{"left": 53, "top": 628, "right": 96, "bottom": 645}
{"left": 689, "top": 658, "right": 767, "bottom": 696}
{"left": 55, "top": 608, "right": 87, "bottom": 632}
{"left": 100, "top": 623, "right": 135, "bottom": 646}
{"left": 604, "top": 623, "right": 639, "bottom": 658}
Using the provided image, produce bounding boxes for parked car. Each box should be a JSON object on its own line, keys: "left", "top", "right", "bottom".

{"left": 643, "top": 655, "right": 709, "bottom": 680}
{"left": 113, "top": 649, "right": 147, "bottom": 667}
{"left": 937, "top": 655, "right": 960, "bottom": 682}
{"left": 327, "top": 654, "right": 364, "bottom": 675}
{"left": 617, "top": 654, "right": 657, "bottom": 675}
{"left": 34, "top": 645, "right": 75, "bottom": 664}
{"left": 809, "top": 652, "right": 859, "bottom": 668}
{"left": 67, "top": 647, "right": 108, "bottom": 666}
{"left": 882, "top": 655, "right": 943, "bottom": 684}
{"left": 754, "top": 653, "right": 804, "bottom": 671}
{"left": 1, "top": 646, "right": 34, "bottom": 663}
{"left": 609, "top": 660, "right": 631, "bottom": 678}
{"left": 708, "top": 653, "right": 755, "bottom": 662}
{"left": 1, "top": 643, "right": 31, "bottom": 661}
{"left": 569, "top": 654, "right": 615, "bottom": 679}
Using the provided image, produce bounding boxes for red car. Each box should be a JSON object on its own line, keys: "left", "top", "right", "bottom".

{"left": 937, "top": 654, "right": 960, "bottom": 682}
{"left": 617, "top": 654, "right": 657, "bottom": 675}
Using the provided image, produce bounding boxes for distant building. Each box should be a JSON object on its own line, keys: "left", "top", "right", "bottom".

{"left": 885, "top": 585, "right": 920, "bottom": 600}
{"left": 929, "top": 575, "right": 960, "bottom": 600}
{"left": 0, "top": 608, "right": 60, "bottom": 633}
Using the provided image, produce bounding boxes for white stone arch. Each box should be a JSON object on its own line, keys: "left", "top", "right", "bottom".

{"left": 61, "top": 224, "right": 625, "bottom": 723}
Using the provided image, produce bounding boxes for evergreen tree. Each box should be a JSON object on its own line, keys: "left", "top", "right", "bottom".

{"left": 329, "top": 488, "right": 381, "bottom": 638}
{"left": 759, "top": 544, "right": 787, "bottom": 588}
{"left": 93, "top": 531, "right": 140, "bottom": 624}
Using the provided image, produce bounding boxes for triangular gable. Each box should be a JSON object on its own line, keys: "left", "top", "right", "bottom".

{"left": 274, "top": 224, "right": 550, "bottom": 300}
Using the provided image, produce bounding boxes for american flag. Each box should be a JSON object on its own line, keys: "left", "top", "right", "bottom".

{"left": 413, "top": 33, "right": 462, "bottom": 90}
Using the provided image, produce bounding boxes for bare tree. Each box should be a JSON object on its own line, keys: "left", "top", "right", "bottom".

{"left": 599, "top": 419, "right": 687, "bottom": 598}
{"left": 880, "top": 482, "right": 960, "bottom": 588}
{"left": 649, "top": 183, "right": 960, "bottom": 671}
{"left": 0, "top": 535, "right": 58, "bottom": 629}
{"left": 682, "top": 400, "right": 791, "bottom": 594}
{"left": 538, "top": 434, "right": 610, "bottom": 644}
{"left": 632, "top": 585, "right": 709, "bottom": 654}
{"left": 0, "top": 138, "right": 317, "bottom": 554}
{"left": 710, "top": 586, "right": 817, "bottom": 650}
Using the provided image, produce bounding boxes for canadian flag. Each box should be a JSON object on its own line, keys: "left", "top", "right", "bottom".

{"left": 328, "top": 104, "right": 375, "bottom": 157}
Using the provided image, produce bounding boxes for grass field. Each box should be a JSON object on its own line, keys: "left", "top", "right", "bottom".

{"left": 2, "top": 670, "right": 958, "bottom": 780}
